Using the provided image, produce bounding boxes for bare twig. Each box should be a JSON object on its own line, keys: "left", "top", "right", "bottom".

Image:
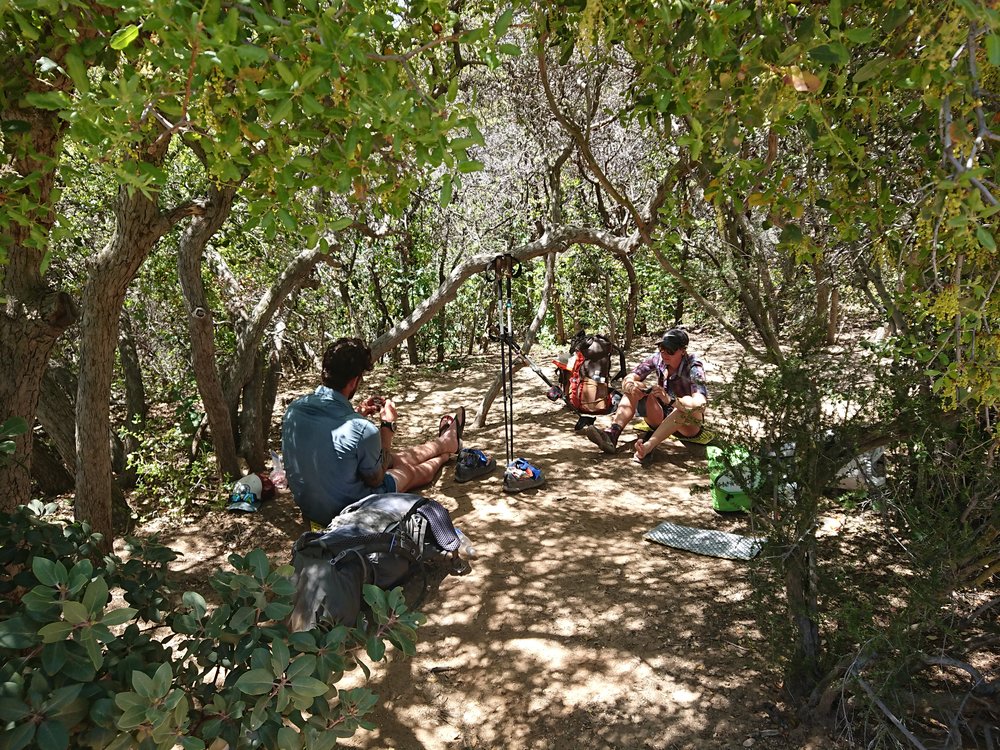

{"left": 537, "top": 32, "right": 649, "bottom": 240}
{"left": 367, "top": 34, "right": 461, "bottom": 63}
{"left": 855, "top": 677, "right": 929, "bottom": 750}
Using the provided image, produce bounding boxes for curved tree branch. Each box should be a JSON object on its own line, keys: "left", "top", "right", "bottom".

{"left": 537, "top": 34, "right": 649, "bottom": 239}
{"left": 370, "top": 223, "right": 637, "bottom": 359}
{"left": 223, "top": 243, "right": 342, "bottom": 408}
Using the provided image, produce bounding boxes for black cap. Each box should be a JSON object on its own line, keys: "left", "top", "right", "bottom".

{"left": 658, "top": 328, "right": 689, "bottom": 353}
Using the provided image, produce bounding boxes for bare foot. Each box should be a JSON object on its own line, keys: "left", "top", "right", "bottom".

{"left": 633, "top": 439, "right": 652, "bottom": 463}
{"left": 439, "top": 406, "right": 464, "bottom": 454}
{"left": 438, "top": 419, "right": 459, "bottom": 454}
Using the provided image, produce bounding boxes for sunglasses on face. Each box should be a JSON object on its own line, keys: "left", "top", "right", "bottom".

{"left": 659, "top": 345, "right": 678, "bottom": 355}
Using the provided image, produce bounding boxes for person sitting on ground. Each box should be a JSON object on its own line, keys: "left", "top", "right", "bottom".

{"left": 582, "top": 328, "right": 707, "bottom": 462}
{"left": 282, "top": 337, "right": 465, "bottom": 528}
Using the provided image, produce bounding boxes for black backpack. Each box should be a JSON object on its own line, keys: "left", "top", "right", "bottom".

{"left": 288, "top": 493, "right": 469, "bottom": 630}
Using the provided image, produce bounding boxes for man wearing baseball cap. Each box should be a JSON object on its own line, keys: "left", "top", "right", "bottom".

{"left": 582, "top": 328, "right": 707, "bottom": 462}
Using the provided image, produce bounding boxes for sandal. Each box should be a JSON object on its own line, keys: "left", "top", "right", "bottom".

{"left": 438, "top": 414, "right": 454, "bottom": 437}
{"left": 452, "top": 406, "right": 466, "bottom": 455}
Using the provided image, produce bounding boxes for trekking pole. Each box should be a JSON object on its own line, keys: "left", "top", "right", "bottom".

{"left": 484, "top": 253, "right": 545, "bottom": 493}
{"left": 487, "top": 254, "right": 516, "bottom": 466}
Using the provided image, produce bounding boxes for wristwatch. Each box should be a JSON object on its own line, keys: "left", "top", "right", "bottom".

{"left": 380, "top": 421, "right": 396, "bottom": 433}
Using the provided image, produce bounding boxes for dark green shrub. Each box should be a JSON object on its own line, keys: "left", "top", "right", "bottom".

{"left": 0, "top": 503, "right": 423, "bottom": 749}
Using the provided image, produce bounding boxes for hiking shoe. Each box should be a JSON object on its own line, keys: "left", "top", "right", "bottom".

{"left": 583, "top": 424, "right": 618, "bottom": 454}
{"left": 503, "top": 458, "right": 544, "bottom": 493}
{"left": 455, "top": 448, "right": 497, "bottom": 483}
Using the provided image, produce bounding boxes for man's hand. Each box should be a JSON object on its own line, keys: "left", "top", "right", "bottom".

{"left": 622, "top": 377, "right": 644, "bottom": 399}
{"left": 356, "top": 395, "right": 383, "bottom": 417}
{"left": 380, "top": 397, "right": 398, "bottom": 423}
{"left": 674, "top": 393, "right": 706, "bottom": 413}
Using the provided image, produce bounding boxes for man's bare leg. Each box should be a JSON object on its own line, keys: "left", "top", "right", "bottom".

{"left": 634, "top": 403, "right": 705, "bottom": 461}
{"left": 388, "top": 453, "right": 451, "bottom": 492}
{"left": 386, "top": 412, "right": 460, "bottom": 492}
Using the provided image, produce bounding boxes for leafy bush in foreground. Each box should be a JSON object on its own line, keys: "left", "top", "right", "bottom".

{"left": 0, "top": 502, "right": 423, "bottom": 749}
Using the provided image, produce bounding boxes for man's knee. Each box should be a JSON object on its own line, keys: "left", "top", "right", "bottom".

{"left": 680, "top": 407, "right": 706, "bottom": 429}
{"left": 642, "top": 397, "right": 668, "bottom": 425}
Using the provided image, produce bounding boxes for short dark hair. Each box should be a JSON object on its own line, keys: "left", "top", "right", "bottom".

{"left": 657, "top": 328, "right": 689, "bottom": 354}
{"left": 321, "top": 338, "right": 372, "bottom": 389}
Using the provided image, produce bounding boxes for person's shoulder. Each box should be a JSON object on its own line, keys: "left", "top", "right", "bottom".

{"left": 284, "top": 391, "right": 312, "bottom": 412}
{"left": 351, "top": 414, "right": 379, "bottom": 436}
{"left": 685, "top": 353, "right": 707, "bottom": 375}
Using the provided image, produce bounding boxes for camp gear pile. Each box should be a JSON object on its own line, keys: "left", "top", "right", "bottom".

{"left": 553, "top": 332, "right": 626, "bottom": 415}
{"left": 288, "top": 493, "right": 471, "bottom": 630}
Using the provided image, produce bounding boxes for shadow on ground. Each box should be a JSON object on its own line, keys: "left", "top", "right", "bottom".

{"left": 146, "top": 344, "right": 839, "bottom": 750}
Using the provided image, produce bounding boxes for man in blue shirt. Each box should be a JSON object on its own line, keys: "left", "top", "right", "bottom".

{"left": 582, "top": 328, "right": 707, "bottom": 461}
{"left": 282, "top": 337, "right": 463, "bottom": 526}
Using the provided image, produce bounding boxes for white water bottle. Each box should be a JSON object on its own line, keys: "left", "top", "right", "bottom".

{"left": 455, "top": 528, "right": 477, "bottom": 559}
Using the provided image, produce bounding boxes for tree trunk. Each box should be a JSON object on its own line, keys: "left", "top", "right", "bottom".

{"left": 0, "top": 298, "right": 76, "bottom": 513}
{"left": 827, "top": 286, "right": 839, "bottom": 345}
{"left": 477, "top": 296, "right": 497, "bottom": 354}
{"left": 553, "top": 287, "right": 566, "bottom": 343}
{"left": 177, "top": 186, "right": 242, "bottom": 481}
{"left": 37, "top": 363, "right": 135, "bottom": 531}
{"left": 813, "top": 259, "right": 832, "bottom": 346}
{"left": 75, "top": 167, "right": 180, "bottom": 544}
{"left": 403, "top": 294, "right": 419, "bottom": 365}
{"left": 30, "top": 436, "right": 74, "bottom": 495}
{"left": 783, "top": 534, "right": 822, "bottom": 698}
{"left": 436, "top": 250, "right": 447, "bottom": 363}
{"left": 602, "top": 275, "right": 618, "bottom": 344}
{"left": 117, "top": 309, "right": 147, "bottom": 483}
{"left": 337, "top": 279, "right": 364, "bottom": 341}
{"left": 238, "top": 351, "right": 268, "bottom": 473}
{"left": 261, "top": 314, "right": 287, "bottom": 439}
{"left": 0, "top": 107, "right": 76, "bottom": 512}
{"left": 369, "top": 263, "right": 399, "bottom": 365}
{"left": 262, "top": 356, "right": 282, "bottom": 450}
{"left": 394, "top": 219, "right": 421, "bottom": 366}
{"left": 36, "top": 365, "right": 78, "bottom": 480}
{"left": 610, "top": 249, "right": 638, "bottom": 349}
{"left": 672, "top": 243, "right": 690, "bottom": 327}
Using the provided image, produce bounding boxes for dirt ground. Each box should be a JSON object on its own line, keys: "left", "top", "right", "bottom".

{"left": 138, "top": 332, "right": 850, "bottom": 750}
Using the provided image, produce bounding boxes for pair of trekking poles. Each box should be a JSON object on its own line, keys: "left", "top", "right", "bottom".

{"left": 485, "top": 254, "right": 545, "bottom": 493}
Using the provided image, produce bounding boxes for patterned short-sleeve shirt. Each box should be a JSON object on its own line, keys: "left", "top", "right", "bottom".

{"left": 632, "top": 351, "right": 709, "bottom": 401}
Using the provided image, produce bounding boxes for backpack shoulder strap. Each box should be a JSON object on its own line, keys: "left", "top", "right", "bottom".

{"left": 611, "top": 344, "right": 627, "bottom": 383}
{"left": 294, "top": 528, "right": 423, "bottom": 566}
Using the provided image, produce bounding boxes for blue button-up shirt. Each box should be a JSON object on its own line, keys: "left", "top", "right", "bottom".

{"left": 281, "top": 386, "right": 382, "bottom": 525}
